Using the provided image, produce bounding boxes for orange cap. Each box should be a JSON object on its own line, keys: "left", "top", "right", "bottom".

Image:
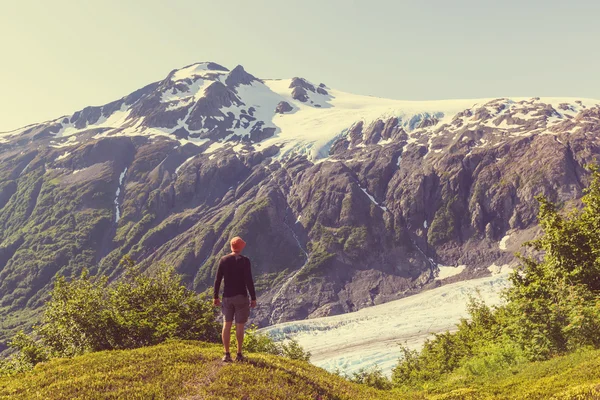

{"left": 230, "top": 236, "right": 246, "bottom": 252}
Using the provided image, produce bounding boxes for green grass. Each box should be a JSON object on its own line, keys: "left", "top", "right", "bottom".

{"left": 0, "top": 341, "right": 385, "bottom": 400}
{"left": 406, "top": 348, "right": 600, "bottom": 399}
{"left": 1, "top": 341, "right": 600, "bottom": 399}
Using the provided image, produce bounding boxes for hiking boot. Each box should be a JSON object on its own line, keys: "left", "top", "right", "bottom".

{"left": 235, "top": 353, "right": 245, "bottom": 362}
{"left": 222, "top": 352, "right": 232, "bottom": 362}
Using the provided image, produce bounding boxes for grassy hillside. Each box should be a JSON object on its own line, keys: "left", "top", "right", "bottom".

{"left": 0, "top": 340, "right": 383, "bottom": 400}
{"left": 1, "top": 340, "right": 600, "bottom": 400}
{"left": 407, "top": 347, "right": 600, "bottom": 399}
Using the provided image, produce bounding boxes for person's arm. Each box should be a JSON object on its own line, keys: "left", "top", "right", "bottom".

{"left": 213, "top": 259, "right": 224, "bottom": 305}
{"left": 245, "top": 259, "right": 257, "bottom": 306}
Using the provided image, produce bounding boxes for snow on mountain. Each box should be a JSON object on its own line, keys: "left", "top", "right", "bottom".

{"left": 169, "top": 61, "right": 229, "bottom": 82}
{"left": 7, "top": 61, "right": 599, "bottom": 166}
{"left": 260, "top": 267, "right": 512, "bottom": 377}
{"left": 435, "top": 264, "right": 466, "bottom": 280}
{"left": 257, "top": 81, "right": 475, "bottom": 160}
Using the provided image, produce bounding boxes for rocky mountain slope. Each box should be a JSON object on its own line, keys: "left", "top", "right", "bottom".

{"left": 1, "top": 61, "right": 599, "bottom": 349}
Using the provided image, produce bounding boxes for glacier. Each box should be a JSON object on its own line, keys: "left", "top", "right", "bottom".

{"left": 259, "top": 268, "right": 512, "bottom": 377}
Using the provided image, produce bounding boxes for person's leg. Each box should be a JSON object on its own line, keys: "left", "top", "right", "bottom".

{"left": 221, "top": 297, "right": 235, "bottom": 361}
{"left": 235, "top": 323, "right": 245, "bottom": 354}
{"left": 233, "top": 295, "right": 251, "bottom": 360}
{"left": 222, "top": 321, "right": 233, "bottom": 353}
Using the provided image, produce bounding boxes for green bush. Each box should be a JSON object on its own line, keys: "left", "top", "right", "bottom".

{"left": 0, "top": 331, "right": 50, "bottom": 376}
{"left": 7, "top": 331, "right": 50, "bottom": 366}
{"left": 280, "top": 336, "right": 312, "bottom": 361}
{"left": 18, "top": 257, "right": 221, "bottom": 362}
{"left": 231, "top": 324, "right": 311, "bottom": 362}
{"left": 349, "top": 365, "right": 393, "bottom": 390}
{"left": 457, "top": 340, "right": 526, "bottom": 377}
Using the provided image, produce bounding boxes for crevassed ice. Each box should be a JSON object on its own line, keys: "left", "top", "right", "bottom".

{"left": 260, "top": 269, "right": 511, "bottom": 377}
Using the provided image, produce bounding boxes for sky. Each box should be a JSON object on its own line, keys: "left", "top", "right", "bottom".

{"left": 1, "top": 0, "right": 599, "bottom": 131}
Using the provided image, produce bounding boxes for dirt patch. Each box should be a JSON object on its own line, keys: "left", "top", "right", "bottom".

{"left": 178, "top": 359, "right": 226, "bottom": 400}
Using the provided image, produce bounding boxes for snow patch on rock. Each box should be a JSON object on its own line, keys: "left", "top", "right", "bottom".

{"left": 50, "top": 136, "right": 78, "bottom": 148}
{"left": 114, "top": 167, "right": 128, "bottom": 223}
{"left": 436, "top": 264, "right": 466, "bottom": 280}
{"left": 488, "top": 263, "right": 513, "bottom": 276}
{"left": 56, "top": 152, "right": 71, "bottom": 161}
{"left": 203, "top": 141, "right": 228, "bottom": 154}
{"left": 171, "top": 62, "right": 227, "bottom": 81}
{"left": 161, "top": 78, "right": 211, "bottom": 103}
{"left": 359, "top": 186, "right": 387, "bottom": 212}
{"left": 499, "top": 234, "right": 511, "bottom": 250}
{"left": 175, "top": 155, "right": 197, "bottom": 174}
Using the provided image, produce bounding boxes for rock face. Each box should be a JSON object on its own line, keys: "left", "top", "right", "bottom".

{"left": 225, "top": 65, "right": 259, "bottom": 88}
{"left": 275, "top": 101, "right": 293, "bottom": 114}
{"left": 0, "top": 62, "right": 599, "bottom": 350}
{"left": 289, "top": 77, "right": 330, "bottom": 105}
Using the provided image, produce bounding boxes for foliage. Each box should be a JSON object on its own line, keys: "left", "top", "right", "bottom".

{"left": 392, "top": 295, "right": 506, "bottom": 388}
{"left": 297, "top": 243, "right": 335, "bottom": 280}
{"left": 279, "top": 337, "right": 312, "bottom": 362}
{"left": 12, "top": 257, "right": 220, "bottom": 364}
{"left": 348, "top": 365, "right": 393, "bottom": 390}
{"left": 7, "top": 331, "right": 49, "bottom": 367}
{"left": 503, "top": 167, "right": 600, "bottom": 357}
{"left": 456, "top": 340, "right": 526, "bottom": 378}
{"left": 403, "top": 346, "right": 600, "bottom": 399}
{"left": 428, "top": 195, "right": 459, "bottom": 246}
{"left": 343, "top": 226, "right": 369, "bottom": 259}
{"left": 230, "top": 324, "right": 312, "bottom": 362}
{"left": 0, "top": 331, "right": 50, "bottom": 376}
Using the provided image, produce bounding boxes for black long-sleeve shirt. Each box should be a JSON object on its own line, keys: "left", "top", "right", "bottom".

{"left": 213, "top": 253, "right": 256, "bottom": 300}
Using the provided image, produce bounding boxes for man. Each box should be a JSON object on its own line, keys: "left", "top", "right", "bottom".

{"left": 213, "top": 236, "right": 257, "bottom": 362}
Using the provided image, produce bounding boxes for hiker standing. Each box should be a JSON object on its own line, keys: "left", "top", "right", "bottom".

{"left": 213, "top": 236, "right": 257, "bottom": 362}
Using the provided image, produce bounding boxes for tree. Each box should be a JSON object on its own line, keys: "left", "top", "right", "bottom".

{"left": 504, "top": 165, "right": 600, "bottom": 357}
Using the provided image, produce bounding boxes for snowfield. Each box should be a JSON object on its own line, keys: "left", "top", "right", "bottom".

{"left": 25, "top": 60, "right": 599, "bottom": 167}
{"left": 259, "top": 268, "right": 512, "bottom": 377}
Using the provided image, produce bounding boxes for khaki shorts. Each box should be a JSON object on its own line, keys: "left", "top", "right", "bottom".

{"left": 221, "top": 295, "right": 250, "bottom": 323}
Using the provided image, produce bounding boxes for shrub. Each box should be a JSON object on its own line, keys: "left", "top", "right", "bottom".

{"left": 391, "top": 345, "right": 424, "bottom": 388}
{"left": 231, "top": 324, "right": 312, "bottom": 362}
{"left": 349, "top": 365, "right": 393, "bottom": 390}
{"left": 457, "top": 340, "right": 526, "bottom": 377}
{"left": 280, "top": 337, "right": 312, "bottom": 362}
{"left": 0, "top": 331, "right": 51, "bottom": 376}
{"left": 8, "top": 331, "right": 50, "bottom": 366}
{"left": 27, "top": 257, "right": 221, "bottom": 359}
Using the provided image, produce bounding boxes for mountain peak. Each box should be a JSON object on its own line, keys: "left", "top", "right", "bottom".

{"left": 169, "top": 62, "right": 229, "bottom": 82}
{"left": 225, "top": 65, "right": 259, "bottom": 88}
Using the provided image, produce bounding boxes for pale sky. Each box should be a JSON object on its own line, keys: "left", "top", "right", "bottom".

{"left": 1, "top": 0, "right": 599, "bottom": 131}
